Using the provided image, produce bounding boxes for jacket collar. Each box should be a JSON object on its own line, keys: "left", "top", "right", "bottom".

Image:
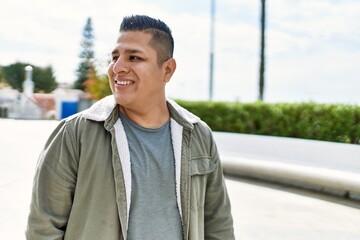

{"left": 82, "top": 95, "right": 200, "bottom": 129}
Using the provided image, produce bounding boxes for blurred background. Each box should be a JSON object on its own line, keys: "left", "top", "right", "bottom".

{"left": 0, "top": 0, "right": 359, "bottom": 106}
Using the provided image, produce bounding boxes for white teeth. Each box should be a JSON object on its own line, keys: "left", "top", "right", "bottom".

{"left": 115, "top": 80, "right": 133, "bottom": 86}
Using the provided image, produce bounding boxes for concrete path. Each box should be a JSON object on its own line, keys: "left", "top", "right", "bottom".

{"left": 228, "top": 178, "right": 360, "bottom": 240}
{"left": 1, "top": 119, "right": 360, "bottom": 239}
{"left": 0, "top": 119, "right": 59, "bottom": 240}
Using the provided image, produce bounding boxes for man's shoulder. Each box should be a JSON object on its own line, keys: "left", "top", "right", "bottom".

{"left": 81, "top": 95, "right": 117, "bottom": 122}
{"left": 167, "top": 99, "right": 200, "bottom": 126}
{"left": 59, "top": 95, "right": 117, "bottom": 129}
{"left": 57, "top": 97, "right": 115, "bottom": 133}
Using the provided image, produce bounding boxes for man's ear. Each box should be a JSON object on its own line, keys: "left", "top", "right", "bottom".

{"left": 163, "top": 58, "right": 176, "bottom": 82}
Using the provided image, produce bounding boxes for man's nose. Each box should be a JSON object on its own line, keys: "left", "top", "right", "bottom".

{"left": 112, "top": 57, "right": 129, "bottom": 74}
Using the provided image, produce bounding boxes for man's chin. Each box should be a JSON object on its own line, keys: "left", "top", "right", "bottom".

{"left": 113, "top": 93, "right": 131, "bottom": 107}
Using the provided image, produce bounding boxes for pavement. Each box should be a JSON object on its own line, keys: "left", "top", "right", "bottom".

{"left": 1, "top": 119, "right": 360, "bottom": 239}
{"left": 227, "top": 177, "right": 360, "bottom": 240}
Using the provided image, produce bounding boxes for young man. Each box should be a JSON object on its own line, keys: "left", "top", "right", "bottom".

{"left": 26, "top": 15, "right": 234, "bottom": 240}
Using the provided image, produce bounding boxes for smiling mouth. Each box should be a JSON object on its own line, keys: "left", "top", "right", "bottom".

{"left": 115, "top": 80, "right": 134, "bottom": 86}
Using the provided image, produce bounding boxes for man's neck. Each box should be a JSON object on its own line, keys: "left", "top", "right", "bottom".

{"left": 120, "top": 102, "right": 170, "bottom": 129}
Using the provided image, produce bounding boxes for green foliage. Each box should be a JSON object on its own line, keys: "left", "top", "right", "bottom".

{"left": 175, "top": 100, "right": 360, "bottom": 144}
{"left": 0, "top": 66, "right": 4, "bottom": 83}
{"left": 74, "top": 17, "right": 96, "bottom": 90}
{"left": 1, "top": 62, "right": 57, "bottom": 92}
{"left": 32, "top": 65, "right": 58, "bottom": 92}
{"left": 1, "top": 62, "right": 24, "bottom": 91}
{"left": 84, "top": 66, "right": 112, "bottom": 100}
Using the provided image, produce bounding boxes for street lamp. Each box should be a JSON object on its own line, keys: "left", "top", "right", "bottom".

{"left": 209, "top": 0, "right": 216, "bottom": 101}
{"left": 258, "top": 0, "right": 266, "bottom": 101}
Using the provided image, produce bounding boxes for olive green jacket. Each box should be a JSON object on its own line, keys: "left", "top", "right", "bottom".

{"left": 26, "top": 96, "right": 234, "bottom": 240}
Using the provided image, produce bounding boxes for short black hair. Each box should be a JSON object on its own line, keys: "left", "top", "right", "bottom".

{"left": 119, "top": 15, "right": 174, "bottom": 64}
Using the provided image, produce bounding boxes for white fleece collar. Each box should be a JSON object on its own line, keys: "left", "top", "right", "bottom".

{"left": 82, "top": 95, "right": 117, "bottom": 122}
{"left": 82, "top": 95, "right": 200, "bottom": 125}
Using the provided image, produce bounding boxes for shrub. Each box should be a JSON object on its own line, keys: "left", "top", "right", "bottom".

{"left": 175, "top": 100, "right": 360, "bottom": 144}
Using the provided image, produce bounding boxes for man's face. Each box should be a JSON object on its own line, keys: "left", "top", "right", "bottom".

{"left": 108, "top": 31, "right": 171, "bottom": 109}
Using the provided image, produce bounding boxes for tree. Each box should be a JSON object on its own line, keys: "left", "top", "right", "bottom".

{"left": 2, "top": 62, "right": 25, "bottom": 91}
{"left": 32, "top": 65, "right": 58, "bottom": 92}
{"left": 2, "top": 62, "right": 57, "bottom": 92}
{"left": 258, "top": 0, "right": 266, "bottom": 101}
{"left": 84, "top": 65, "right": 112, "bottom": 100}
{"left": 0, "top": 66, "right": 5, "bottom": 83}
{"left": 74, "top": 17, "right": 96, "bottom": 90}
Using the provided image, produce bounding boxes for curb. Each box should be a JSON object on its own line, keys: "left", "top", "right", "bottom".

{"left": 222, "top": 156, "right": 360, "bottom": 201}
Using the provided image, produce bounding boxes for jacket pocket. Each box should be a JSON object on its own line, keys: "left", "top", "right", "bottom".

{"left": 190, "top": 156, "right": 216, "bottom": 213}
{"left": 191, "top": 156, "right": 216, "bottom": 176}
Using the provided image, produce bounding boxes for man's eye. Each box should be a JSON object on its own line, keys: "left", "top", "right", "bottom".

{"left": 130, "top": 56, "right": 142, "bottom": 61}
{"left": 112, "top": 56, "right": 119, "bottom": 62}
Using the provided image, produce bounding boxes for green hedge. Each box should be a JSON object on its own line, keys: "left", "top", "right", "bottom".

{"left": 175, "top": 100, "right": 360, "bottom": 144}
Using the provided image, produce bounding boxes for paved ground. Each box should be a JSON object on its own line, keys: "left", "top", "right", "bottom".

{"left": 1, "top": 119, "right": 360, "bottom": 239}
{"left": 228, "top": 178, "right": 360, "bottom": 239}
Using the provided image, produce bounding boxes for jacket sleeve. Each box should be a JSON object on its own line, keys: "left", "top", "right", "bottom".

{"left": 26, "top": 120, "right": 79, "bottom": 240}
{"left": 204, "top": 133, "right": 235, "bottom": 240}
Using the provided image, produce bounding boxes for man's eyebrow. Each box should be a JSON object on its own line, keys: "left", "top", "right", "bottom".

{"left": 125, "top": 49, "right": 144, "bottom": 54}
{"left": 111, "top": 48, "right": 144, "bottom": 55}
{"left": 111, "top": 49, "right": 118, "bottom": 56}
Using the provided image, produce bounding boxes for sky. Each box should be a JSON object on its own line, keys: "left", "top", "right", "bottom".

{"left": 0, "top": 0, "right": 359, "bottom": 104}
